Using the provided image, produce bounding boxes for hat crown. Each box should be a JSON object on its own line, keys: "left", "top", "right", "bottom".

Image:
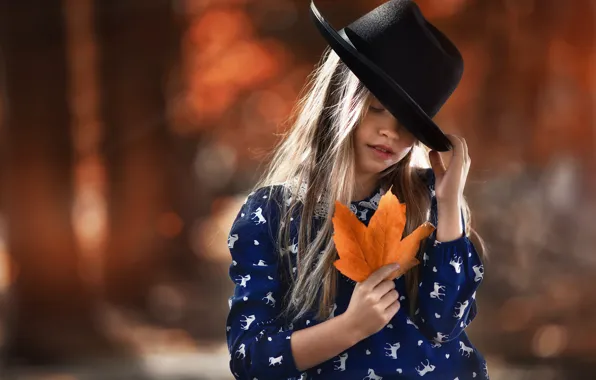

{"left": 346, "top": 0, "right": 412, "bottom": 44}
{"left": 309, "top": 0, "right": 461, "bottom": 151}
{"left": 343, "top": 0, "right": 463, "bottom": 116}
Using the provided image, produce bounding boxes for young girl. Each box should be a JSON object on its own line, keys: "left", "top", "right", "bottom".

{"left": 226, "top": 1, "right": 488, "bottom": 379}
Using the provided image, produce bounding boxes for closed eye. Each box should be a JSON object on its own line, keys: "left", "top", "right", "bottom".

{"left": 369, "top": 105, "right": 385, "bottom": 113}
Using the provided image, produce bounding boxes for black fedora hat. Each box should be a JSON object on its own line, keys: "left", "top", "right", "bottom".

{"left": 310, "top": 0, "right": 464, "bottom": 152}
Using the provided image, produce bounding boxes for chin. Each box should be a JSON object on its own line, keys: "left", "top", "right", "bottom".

{"left": 362, "top": 161, "right": 393, "bottom": 176}
{"left": 378, "top": 155, "right": 401, "bottom": 168}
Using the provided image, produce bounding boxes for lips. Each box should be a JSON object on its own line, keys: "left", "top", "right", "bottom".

{"left": 367, "top": 144, "right": 396, "bottom": 161}
{"left": 368, "top": 144, "right": 395, "bottom": 154}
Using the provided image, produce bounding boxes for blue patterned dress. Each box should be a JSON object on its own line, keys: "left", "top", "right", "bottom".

{"left": 226, "top": 169, "right": 489, "bottom": 380}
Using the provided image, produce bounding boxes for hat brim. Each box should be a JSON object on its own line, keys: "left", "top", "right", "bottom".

{"left": 310, "top": 1, "right": 453, "bottom": 152}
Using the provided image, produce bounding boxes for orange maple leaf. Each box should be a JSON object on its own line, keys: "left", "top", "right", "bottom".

{"left": 332, "top": 187, "right": 435, "bottom": 282}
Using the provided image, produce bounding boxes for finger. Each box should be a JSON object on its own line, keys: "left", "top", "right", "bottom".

{"left": 460, "top": 138, "right": 471, "bottom": 178}
{"left": 365, "top": 263, "right": 400, "bottom": 287}
{"left": 446, "top": 134, "right": 464, "bottom": 159}
{"left": 373, "top": 279, "right": 396, "bottom": 298}
{"left": 461, "top": 137, "right": 469, "bottom": 164}
{"left": 429, "top": 150, "right": 446, "bottom": 176}
{"left": 385, "top": 299, "right": 401, "bottom": 316}
{"left": 446, "top": 135, "right": 466, "bottom": 169}
{"left": 379, "top": 289, "right": 399, "bottom": 309}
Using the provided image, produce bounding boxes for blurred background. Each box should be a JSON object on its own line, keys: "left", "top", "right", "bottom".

{"left": 0, "top": 0, "right": 594, "bottom": 379}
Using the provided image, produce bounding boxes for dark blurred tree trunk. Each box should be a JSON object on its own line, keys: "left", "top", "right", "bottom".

{"left": 96, "top": 0, "right": 190, "bottom": 309}
{"left": 0, "top": 0, "right": 116, "bottom": 364}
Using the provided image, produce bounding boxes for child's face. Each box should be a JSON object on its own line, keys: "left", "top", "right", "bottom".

{"left": 354, "top": 95, "right": 417, "bottom": 177}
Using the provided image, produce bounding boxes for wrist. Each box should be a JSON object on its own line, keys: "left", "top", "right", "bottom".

{"left": 436, "top": 196, "right": 461, "bottom": 210}
{"left": 335, "top": 314, "right": 365, "bottom": 345}
{"left": 436, "top": 201, "right": 464, "bottom": 242}
{"left": 436, "top": 230, "right": 464, "bottom": 243}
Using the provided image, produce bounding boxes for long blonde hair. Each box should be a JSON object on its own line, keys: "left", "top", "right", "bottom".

{"left": 253, "top": 47, "right": 485, "bottom": 323}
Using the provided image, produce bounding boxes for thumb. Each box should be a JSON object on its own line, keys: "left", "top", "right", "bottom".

{"left": 429, "top": 150, "right": 446, "bottom": 176}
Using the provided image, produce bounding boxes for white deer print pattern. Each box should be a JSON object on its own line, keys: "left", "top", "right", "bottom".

{"left": 226, "top": 179, "right": 489, "bottom": 379}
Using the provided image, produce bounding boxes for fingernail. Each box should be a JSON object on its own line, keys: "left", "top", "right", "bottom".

{"left": 392, "top": 263, "right": 400, "bottom": 269}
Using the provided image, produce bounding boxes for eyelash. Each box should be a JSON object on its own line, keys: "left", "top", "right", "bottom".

{"left": 370, "top": 105, "right": 385, "bottom": 113}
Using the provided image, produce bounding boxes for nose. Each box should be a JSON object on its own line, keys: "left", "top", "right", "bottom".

{"left": 379, "top": 119, "right": 401, "bottom": 139}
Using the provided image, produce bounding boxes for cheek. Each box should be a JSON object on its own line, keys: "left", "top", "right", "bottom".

{"left": 397, "top": 125, "right": 417, "bottom": 145}
{"left": 353, "top": 123, "right": 371, "bottom": 153}
{"left": 396, "top": 133, "right": 417, "bottom": 155}
{"left": 385, "top": 142, "right": 416, "bottom": 167}
{"left": 395, "top": 147, "right": 413, "bottom": 162}
{"left": 354, "top": 120, "right": 371, "bottom": 143}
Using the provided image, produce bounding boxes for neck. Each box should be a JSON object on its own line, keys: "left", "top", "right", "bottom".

{"left": 352, "top": 172, "right": 379, "bottom": 202}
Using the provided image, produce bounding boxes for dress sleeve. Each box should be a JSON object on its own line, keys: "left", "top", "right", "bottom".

{"left": 414, "top": 169, "right": 485, "bottom": 344}
{"left": 225, "top": 186, "right": 302, "bottom": 379}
